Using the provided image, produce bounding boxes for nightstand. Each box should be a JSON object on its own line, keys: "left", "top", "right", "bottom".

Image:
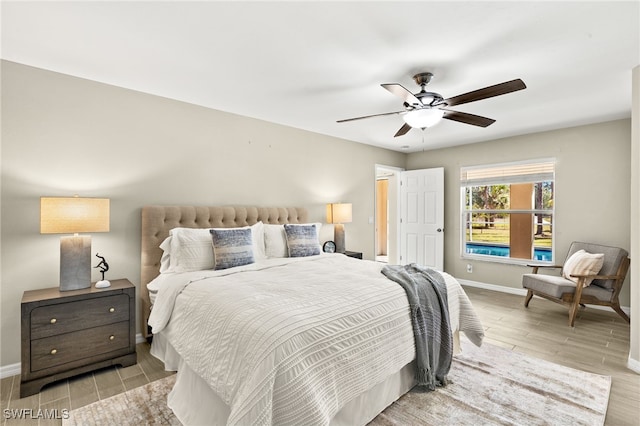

{"left": 20, "top": 279, "right": 137, "bottom": 397}
{"left": 344, "top": 251, "right": 363, "bottom": 259}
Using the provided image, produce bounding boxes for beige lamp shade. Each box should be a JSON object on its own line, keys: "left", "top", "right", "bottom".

{"left": 326, "top": 203, "right": 352, "bottom": 224}
{"left": 41, "top": 197, "right": 110, "bottom": 234}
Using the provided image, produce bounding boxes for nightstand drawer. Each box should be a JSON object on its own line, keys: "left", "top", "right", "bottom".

{"left": 31, "top": 294, "right": 129, "bottom": 339}
{"left": 30, "top": 321, "right": 130, "bottom": 372}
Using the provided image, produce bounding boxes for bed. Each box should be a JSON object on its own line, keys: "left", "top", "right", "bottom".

{"left": 141, "top": 205, "right": 484, "bottom": 426}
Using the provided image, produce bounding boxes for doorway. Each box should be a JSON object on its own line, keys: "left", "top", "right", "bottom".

{"left": 375, "top": 165, "right": 402, "bottom": 264}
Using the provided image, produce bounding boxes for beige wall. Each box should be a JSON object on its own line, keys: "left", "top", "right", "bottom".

{"left": 407, "top": 119, "right": 632, "bottom": 306}
{"left": 0, "top": 61, "right": 406, "bottom": 366}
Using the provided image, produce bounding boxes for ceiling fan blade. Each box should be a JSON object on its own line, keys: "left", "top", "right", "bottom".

{"left": 394, "top": 123, "right": 412, "bottom": 137}
{"left": 444, "top": 79, "right": 526, "bottom": 107}
{"left": 442, "top": 110, "right": 496, "bottom": 127}
{"left": 382, "top": 83, "right": 421, "bottom": 106}
{"left": 337, "top": 110, "right": 404, "bottom": 123}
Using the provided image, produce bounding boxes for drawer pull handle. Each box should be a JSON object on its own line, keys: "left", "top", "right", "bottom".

{"left": 50, "top": 349, "right": 57, "bottom": 355}
{"left": 50, "top": 318, "right": 57, "bottom": 324}
{"left": 109, "top": 335, "right": 115, "bottom": 341}
{"left": 109, "top": 307, "right": 115, "bottom": 313}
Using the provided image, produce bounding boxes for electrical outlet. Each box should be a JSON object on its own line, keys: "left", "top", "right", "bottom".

{"left": 466, "top": 263, "right": 473, "bottom": 273}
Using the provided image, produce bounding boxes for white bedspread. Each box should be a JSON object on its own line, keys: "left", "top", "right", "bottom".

{"left": 149, "top": 254, "right": 483, "bottom": 426}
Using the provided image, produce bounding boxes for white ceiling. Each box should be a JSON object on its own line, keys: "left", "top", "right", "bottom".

{"left": 2, "top": 1, "right": 639, "bottom": 153}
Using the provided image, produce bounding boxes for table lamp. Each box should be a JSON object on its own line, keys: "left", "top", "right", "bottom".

{"left": 40, "top": 197, "right": 110, "bottom": 291}
{"left": 326, "top": 203, "right": 352, "bottom": 253}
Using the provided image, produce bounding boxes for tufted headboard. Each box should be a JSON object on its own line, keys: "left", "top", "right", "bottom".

{"left": 139, "top": 205, "right": 309, "bottom": 338}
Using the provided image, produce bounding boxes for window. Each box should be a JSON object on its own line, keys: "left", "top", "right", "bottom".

{"left": 460, "top": 159, "right": 555, "bottom": 264}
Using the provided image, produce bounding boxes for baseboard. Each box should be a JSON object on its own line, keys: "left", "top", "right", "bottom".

{"left": 0, "top": 362, "right": 20, "bottom": 380}
{"left": 628, "top": 356, "right": 640, "bottom": 374}
{"left": 1, "top": 333, "right": 147, "bottom": 379}
{"left": 456, "top": 277, "right": 631, "bottom": 316}
{"left": 457, "top": 278, "right": 528, "bottom": 296}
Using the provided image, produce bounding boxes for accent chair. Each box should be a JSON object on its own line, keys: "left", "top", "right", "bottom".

{"left": 522, "top": 241, "right": 630, "bottom": 327}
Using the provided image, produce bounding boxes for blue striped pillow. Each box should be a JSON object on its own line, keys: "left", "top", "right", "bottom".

{"left": 284, "top": 224, "right": 321, "bottom": 257}
{"left": 209, "top": 228, "right": 255, "bottom": 270}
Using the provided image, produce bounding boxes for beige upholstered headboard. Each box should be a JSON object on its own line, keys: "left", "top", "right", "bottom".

{"left": 140, "top": 205, "right": 309, "bottom": 338}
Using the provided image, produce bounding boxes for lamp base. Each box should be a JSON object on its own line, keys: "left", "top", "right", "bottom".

{"left": 334, "top": 224, "right": 346, "bottom": 253}
{"left": 59, "top": 235, "right": 91, "bottom": 291}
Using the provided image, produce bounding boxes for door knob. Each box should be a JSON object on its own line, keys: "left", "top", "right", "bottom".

{"left": 437, "top": 228, "right": 443, "bottom": 232}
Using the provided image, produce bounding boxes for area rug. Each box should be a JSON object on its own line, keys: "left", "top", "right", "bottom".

{"left": 369, "top": 340, "right": 611, "bottom": 426}
{"left": 64, "top": 340, "right": 611, "bottom": 425}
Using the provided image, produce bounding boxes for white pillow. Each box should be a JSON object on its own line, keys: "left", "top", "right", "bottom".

{"left": 159, "top": 236, "right": 173, "bottom": 273}
{"left": 251, "top": 221, "right": 266, "bottom": 260}
{"left": 168, "top": 227, "right": 216, "bottom": 273}
{"left": 264, "top": 224, "right": 288, "bottom": 258}
{"left": 562, "top": 249, "right": 605, "bottom": 287}
{"left": 264, "top": 223, "right": 322, "bottom": 258}
{"left": 159, "top": 222, "right": 265, "bottom": 273}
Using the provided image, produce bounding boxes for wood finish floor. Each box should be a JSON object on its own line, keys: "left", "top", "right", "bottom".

{"left": 465, "top": 286, "right": 639, "bottom": 426}
{"left": 1, "top": 286, "right": 638, "bottom": 425}
{"left": 0, "top": 341, "right": 173, "bottom": 426}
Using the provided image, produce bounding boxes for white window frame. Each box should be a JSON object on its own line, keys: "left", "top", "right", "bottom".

{"left": 460, "top": 158, "right": 556, "bottom": 265}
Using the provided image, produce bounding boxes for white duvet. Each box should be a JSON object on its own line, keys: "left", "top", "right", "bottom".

{"left": 149, "top": 254, "right": 484, "bottom": 426}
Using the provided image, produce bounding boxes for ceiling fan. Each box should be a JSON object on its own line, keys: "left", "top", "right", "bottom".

{"left": 337, "top": 72, "right": 526, "bottom": 137}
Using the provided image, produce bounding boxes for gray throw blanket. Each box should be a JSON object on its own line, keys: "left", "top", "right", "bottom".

{"left": 381, "top": 264, "right": 453, "bottom": 390}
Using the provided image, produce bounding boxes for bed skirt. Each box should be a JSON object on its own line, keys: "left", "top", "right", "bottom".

{"left": 151, "top": 333, "right": 418, "bottom": 425}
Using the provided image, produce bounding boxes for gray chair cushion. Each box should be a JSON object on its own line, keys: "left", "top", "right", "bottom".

{"left": 523, "top": 274, "right": 575, "bottom": 298}
{"left": 565, "top": 242, "right": 628, "bottom": 290}
{"left": 523, "top": 273, "right": 614, "bottom": 302}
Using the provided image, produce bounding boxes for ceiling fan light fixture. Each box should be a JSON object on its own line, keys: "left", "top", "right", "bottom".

{"left": 402, "top": 108, "right": 444, "bottom": 128}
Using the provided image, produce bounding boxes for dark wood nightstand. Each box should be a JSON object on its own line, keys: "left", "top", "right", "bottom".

{"left": 20, "top": 279, "right": 137, "bottom": 397}
{"left": 344, "top": 251, "right": 363, "bottom": 259}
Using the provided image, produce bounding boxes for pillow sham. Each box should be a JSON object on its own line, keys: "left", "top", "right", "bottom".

{"left": 159, "top": 222, "right": 265, "bottom": 273}
{"left": 159, "top": 236, "right": 173, "bottom": 273}
{"left": 210, "top": 228, "right": 255, "bottom": 270}
{"left": 251, "top": 221, "right": 266, "bottom": 259}
{"left": 284, "top": 224, "right": 321, "bottom": 257}
{"left": 264, "top": 224, "right": 289, "bottom": 258}
{"left": 562, "top": 249, "right": 604, "bottom": 287}
{"left": 166, "top": 227, "right": 216, "bottom": 273}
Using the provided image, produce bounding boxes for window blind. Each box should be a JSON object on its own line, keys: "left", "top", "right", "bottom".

{"left": 460, "top": 158, "right": 555, "bottom": 186}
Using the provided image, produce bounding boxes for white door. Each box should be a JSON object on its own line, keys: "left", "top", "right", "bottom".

{"left": 400, "top": 167, "right": 444, "bottom": 270}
